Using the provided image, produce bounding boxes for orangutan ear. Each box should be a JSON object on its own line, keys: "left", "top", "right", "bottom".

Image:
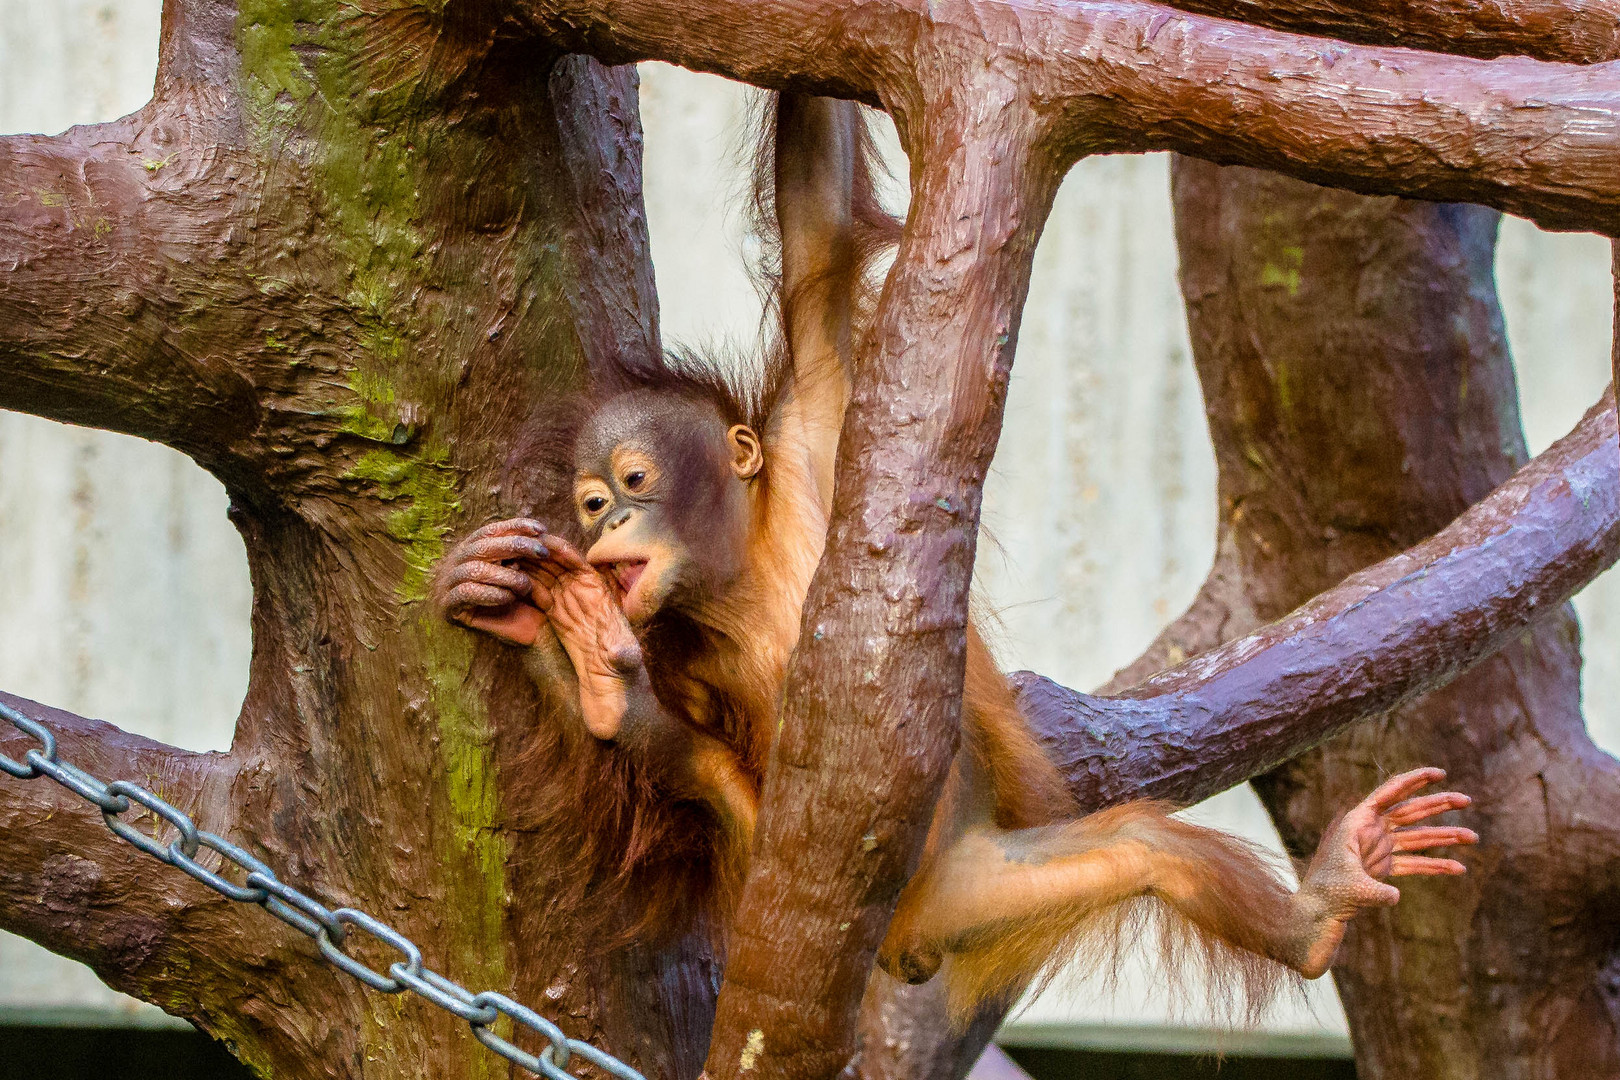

{"left": 728, "top": 425, "right": 764, "bottom": 479}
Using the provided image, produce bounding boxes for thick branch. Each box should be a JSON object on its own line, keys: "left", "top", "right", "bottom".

{"left": 0, "top": 692, "right": 243, "bottom": 1007}
{"left": 530, "top": 0, "right": 1620, "bottom": 234}
{"left": 0, "top": 113, "right": 257, "bottom": 458}
{"left": 1013, "top": 393, "right": 1620, "bottom": 811}
{"left": 1043, "top": 5, "right": 1620, "bottom": 234}
{"left": 519, "top": 0, "right": 896, "bottom": 107}
{"left": 1161, "top": 0, "right": 1620, "bottom": 64}
{"left": 705, "top": 104, "right": 1058, "bottom": 1080}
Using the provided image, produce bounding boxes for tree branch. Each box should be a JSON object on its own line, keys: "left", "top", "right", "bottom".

{"left": 0, "top": 691, "right": 245, "bottom": 1010}
{"left": 1013, "top": 392, "right": 1620, "bottom": 812}
{"left": 519, "top": 0, "right": 896, "bottom": 107}
{"left": 0, "top": 111, "right": 258, "bottom": 462}
{"left": 704, "top": 101, "right": 1059, "bottom": 1080}
{"left": 547, "top": 57, "right": 664, "bottom": 380}
{"left": 1042, "top": 5, "right": 1620, "bottom": 235}
{"left": 1160, "top": 0, "right": 1620, "bottom": 65}
{"left": 513, "top": 5, "right": 1620, "bottom": 1075}
{"left": 530, "top": 0, "right": 1620, "bottom": 234}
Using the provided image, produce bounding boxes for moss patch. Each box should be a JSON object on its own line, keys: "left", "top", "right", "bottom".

{"left": 1259, "top": 244, "right": 1305, "bottom": 296}
{"left": 233, "top": 6, "right": 511, "bottom": 1075}
{"left": 347, "top": 446, "right": 461, "bottom": 603}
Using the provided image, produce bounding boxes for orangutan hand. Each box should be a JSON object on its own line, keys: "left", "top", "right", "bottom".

{"left": 436, "top": 518, "right": 552, "bottom": 647}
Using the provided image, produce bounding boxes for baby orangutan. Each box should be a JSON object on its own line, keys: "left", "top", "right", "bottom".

{"left": 435, "top": 93, "right": 1475, "bottom": 1019}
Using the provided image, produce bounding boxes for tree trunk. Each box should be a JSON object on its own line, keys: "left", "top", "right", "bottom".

{"left": 5, "top": 3, "right": 1620, "bottom": 1079}
{"left": 0, "top": 11, "right": 707, "bottom": 1075}
{"left": 1170, "top": 159, "right": 1620, "bottom": 1079}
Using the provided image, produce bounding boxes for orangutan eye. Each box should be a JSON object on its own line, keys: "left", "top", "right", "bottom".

{"left": 624, "top": 470, "right": 647, "bottom": 491}
{"left": 583, "top": 495, "right": 608, "bottom": 514}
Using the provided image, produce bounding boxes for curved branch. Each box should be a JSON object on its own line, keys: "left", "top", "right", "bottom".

{"left": 1013, "top": 392, "right": 1620, "bottom": 811}
{"left": 1159, "top": 0, "right": 1620, "bottom": 65}
{"left": 0, "top": 692, "right": 244, "bottom": 1009}
{"left": 530, "top": 0, "right": 1620, "bottom": 234}
{"left": 0, "top": 109, "right": 257, "bottom": 461}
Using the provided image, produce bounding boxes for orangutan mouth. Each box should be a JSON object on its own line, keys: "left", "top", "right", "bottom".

{"left": 612, "top": 560, "right": 648, "bottom": 598}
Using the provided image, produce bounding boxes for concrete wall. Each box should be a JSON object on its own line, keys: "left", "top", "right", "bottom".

{"left": 0, "top": 0, "right": 252, "bottom": 1026}
{"left": 1, "top": 6, "right": 1615, "bottom": 1055}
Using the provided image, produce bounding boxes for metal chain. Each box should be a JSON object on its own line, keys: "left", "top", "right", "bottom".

{"left": 0, "top": 699, "right": 647, "bottom": 1080}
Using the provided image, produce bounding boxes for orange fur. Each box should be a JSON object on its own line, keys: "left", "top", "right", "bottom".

{"left": 611, "top": 98, "right": 1309, "bottom": 1025}
{"left": 890, "top": 801, "right": 1300, "bottom": 1024}
{"left": 485, "top": 93, "right": 1320, "bottom": 1021}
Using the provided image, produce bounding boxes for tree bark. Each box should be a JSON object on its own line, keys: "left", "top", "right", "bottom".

{"left": 1017, "top": 390, "right": 1619, "bottom": 809}
{"left": 525, "top": 0, "right": 1620, "bottom": 234}
{"left": 0, "top": 9, "right": 702, "bottom": 1076}
{"left": 1170, "top": 159, "right": 1620, "bottom": 1079}
{"left": 1158, "top": 0, "right": 1620, "bottom": 64}
{"left": 5, "top": 2, "right": 1620, "bottom": 1080}
{"left": 706, "top": 92, "right": 1063, "bottom": 1080}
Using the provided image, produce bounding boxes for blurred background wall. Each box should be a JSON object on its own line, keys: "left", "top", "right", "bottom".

{"left": 0, "top": 0, "right": 1614, "bottom": 1060}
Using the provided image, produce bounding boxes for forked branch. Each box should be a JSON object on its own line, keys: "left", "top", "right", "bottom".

{"left": 1015, "top": 394, "right": 1620, "bottom": 812}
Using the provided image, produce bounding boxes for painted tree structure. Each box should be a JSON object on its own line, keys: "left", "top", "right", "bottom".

{"left": 1, "top": 3, "right": 1618, "bottom": 1080}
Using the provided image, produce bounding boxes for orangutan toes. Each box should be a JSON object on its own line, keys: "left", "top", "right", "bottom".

{"left": 1287, "top": 767, "right": 1477, "bottom": 976}
{"left": 524, "top": 534, "right": 645, "bottom": 740}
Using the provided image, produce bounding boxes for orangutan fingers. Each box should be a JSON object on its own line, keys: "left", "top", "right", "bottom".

{"left": 463, "top": 533, "right": 551, "bottom": 566}
{"left": 1386, "top": 791, "right": 1473, "bottom": 826}
{"left": 464, "top": 518, "right": 547, "bottom": 542}
{"left": 444, "top": 559, "right": 533, "bottom": 596}
{"left": 542, "top": 534, "right": 594, "bottom": 572}
{"left": 1389, "top": 855, "right": 1469, "bottom": 876}
{"left": 446, "top": 582, "right": 522, "bottom": 618}
{"left": 1364, "top": 768, "right": 1448, "bottom": 813}
{"left": 1391, "top": 826, "right": 1479, "bottom": 852}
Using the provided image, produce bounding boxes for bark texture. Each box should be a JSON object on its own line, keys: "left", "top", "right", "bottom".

{"left": 2, "top": 2, "right": 1619, "bottom": 1080}
{"left": 1167, "top": 160, "right": 1620, "bottom": 1079}
{"left": 1017, "top": 391, "right": 1620, "bottom": 809}
{"left": 0, "top": 11, "right": 698, "bottom": 1078}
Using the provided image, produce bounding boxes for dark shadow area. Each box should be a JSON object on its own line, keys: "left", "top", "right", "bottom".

{"left": 1005, "top": 1045, "right": 1356, "bottom": 1080}
{"left": 0, "top": 1026, "right": 1358, "bottom": 1080}
{"left": 0, "top": 1025, "right": 253, "bottom": 1080}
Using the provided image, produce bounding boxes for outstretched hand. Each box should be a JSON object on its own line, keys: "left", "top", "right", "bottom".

{"left": 1293, "top": 767, "right": 1477, "bottom": 977}
{"left": 1330, "top": 767, "right": 1476, "bottom": 892}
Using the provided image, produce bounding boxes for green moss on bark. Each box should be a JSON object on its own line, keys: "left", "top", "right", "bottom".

{"left": 233, "top": 8, "right": 514, "bottom": 1073}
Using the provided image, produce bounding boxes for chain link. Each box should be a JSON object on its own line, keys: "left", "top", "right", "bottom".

{"left": 0, "top": 698, "right": 647, "bottom": 1080}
